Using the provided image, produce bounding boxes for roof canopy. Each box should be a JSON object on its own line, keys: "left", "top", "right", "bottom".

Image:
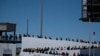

{"left": 0, "top": 23, "right": 16, "bottom": 32}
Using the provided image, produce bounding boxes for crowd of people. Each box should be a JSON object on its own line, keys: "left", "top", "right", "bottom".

{"left": 0, "top": 34, "right": 22, "bottom": 43}
{"left": 0, "top": 34, "right": 100, "bottom": 44}
{"left": 22, "top": 47, "right": 95, "bottom": 56}
{"left": 23, "top": 47, "right": 69, "bottom": 56}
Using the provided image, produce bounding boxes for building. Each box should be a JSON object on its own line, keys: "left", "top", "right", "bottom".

{"left": 80, "top": 0, "right": 100, "bottom": 22}
{"left": 0, "top": 23, "right": 20, "bottom": 56}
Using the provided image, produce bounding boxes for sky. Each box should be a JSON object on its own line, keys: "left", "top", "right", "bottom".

{"left": 0, "top": 0, "right": 100, "bottom": 41}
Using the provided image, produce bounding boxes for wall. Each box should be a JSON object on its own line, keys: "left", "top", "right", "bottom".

{"left": 80, "top": 49, "right": 100, "bottom": 56}
{"left": 0, "top": 43, "right": 16, "bottom": 56}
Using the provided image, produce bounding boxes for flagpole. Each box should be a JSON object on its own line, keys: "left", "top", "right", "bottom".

{"left": 40, "top": 0, "right": 43, "bottom": 37}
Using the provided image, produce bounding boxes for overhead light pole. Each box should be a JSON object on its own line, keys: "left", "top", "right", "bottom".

{"left": 27, "top": 19, "right": 29, "bottom": 36}
{"left": 93, "top": 32, "right": 95, "bottom": 56}
{"left": 40, "top": 0, "right": 43, "bottom": 38}
{"left": 89, "top": 18, "right": 91, "bottom": 56}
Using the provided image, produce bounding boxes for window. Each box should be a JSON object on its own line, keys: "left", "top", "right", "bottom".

{"left": 83, "top": 0, "right": 87, "bottom": 5}
{"left": 83, "top": 10, "right": 87, "bottom": 18}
